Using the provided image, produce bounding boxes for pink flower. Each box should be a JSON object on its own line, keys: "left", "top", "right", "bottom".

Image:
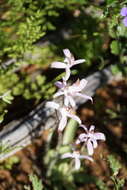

{"left": 51, "top": 49, "right": 85, "bottom": 81}
{"left": 54, "top": 79, "right": 92, "bottom": 107}
{"left": 61, "top": 151, "right": 93, "bottom": 170}
{"left": 46, "top": 101, "right": 81, "bottom": 131}
{"left": 76, "top": 125, "right": 106, "bottom": 155}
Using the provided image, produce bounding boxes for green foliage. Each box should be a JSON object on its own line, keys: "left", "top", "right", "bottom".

{"left": 24, "top": 174, "right": 43, "bottom": 190}
{"left": 0, "top": 156, "right": 20, "bottom": 170}
{"left": 108, "top": 155, "right": 125, "bottom": 190}
{"left": 110, "top": 40, "right": 120, "bottom": 55}
{"left": 29, "top": 174, "right": 43, "bottom": 190}
{"left": 108, "top": 155, "right": 121, "bottom": 176}
{"left": 0, "top": 141, "right": 16, "bottom": 155}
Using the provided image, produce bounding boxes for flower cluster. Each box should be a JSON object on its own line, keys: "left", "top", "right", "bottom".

{"left": 47, "top": 49, "right": 105, "bottom": 170}
{"left": 120, "top": 7, "right": 127, "bottom": 27}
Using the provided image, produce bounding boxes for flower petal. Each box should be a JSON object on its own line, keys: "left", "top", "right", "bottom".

{"left": 63, "top": 66, "right": 71, "bottom": 81}
{"left": 74, "top": 59, "right": 85, "bottom": 65}
{"left": 94, "top": 132, "right": 106, "bottom": 141}
{"left": 120, "top": 7, "right": 127, "bottom": 17}
{"left": 75, "top": 139, "right": 81, "bottom": 144}
{"left": 78, "top": 133, "right": 88, "bottom": 142}
{"left": 46, "top": 101, "right": 59, "bottom": 110}
{"left": 91, "top": 139, "right": 98, "bottom": 148}
{"left": 123, "top": 17, "right": 127, "bottom": 27}
{"left": 51, "top": 62, "right": 66, "bottom": 69}
{"left": 75, "top": 158, "right": 81, "bottom": 170}
{"left": 80, "top": 124, "right": 88, "bottom": 132}
{"left": 54, "top": 91, "right": 64, "bottom": 98}
{"left": 55, "top": 81, "right": 64, "bottom": 89}
{"left": 63, "top": 49, "right": 71, "bottom": 58}
{"left": 89, "top": 125, "right": 95, "bottom": 132}
{"left": 61, "top": 153, "right": 72, "bottom": 159}
{"left": 58, "top": 115, "right": 67, "bottom": 131}
{"left": 67, "top": 113, "right": 81, "bottom": 124}
{"left": 79, "top": 155, "right": 93, "bottom": 162}
{"left": 69, "top": 79, "right": 88, "bottom": 93}
{"left": 87, "top": 140, "right": 94, "bottom": 155}
{"left": 67, "top": 96, "right": 76, "bottom": 107}
{"left": 76, "top": 92, "right": 93, "bottom": 102}
{"left": 64, "top": 96, "right": 69, "bottom": 107}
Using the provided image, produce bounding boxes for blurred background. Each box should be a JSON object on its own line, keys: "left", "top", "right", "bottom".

{"left": 0, "top": 0, "right": 127, "bottom": 189}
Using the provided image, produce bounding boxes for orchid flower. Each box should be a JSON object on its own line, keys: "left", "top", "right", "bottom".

{"left": 54, "top": 78, "right": 92, "bottom": 107}
{"left": 51, "top": 49, "right": 85, "bottom": 81}
{"left": 61, "top": 151, "right": 93, "bottom": 170}
{"left": 46, "top": 101, "right": 81, "bottom": 131}
{"left": 76, "top": 125, "right": 106, "bottom": 155}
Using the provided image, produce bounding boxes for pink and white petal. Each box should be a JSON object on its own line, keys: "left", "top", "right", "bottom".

{"left": 55, "top": 81, "right": 64, "bottom": 89}
{"left": 68, "top": 96, "right": 76, "bottom": 107}
{"left": 80, "top": 124, "right": 88, "bottom": 132}
{"left": 58, "top": 114, "right": 67, "bottom": 131}
{"left": 89, "top": 125, "right": 95, "bottom": 132}
{"left": 78, "top": 133, "right": 88, "bottom": 142}
{"left": 87, "top": 140, "right": 94, "bottom": 155}
{"left": 91, "top": 139, "right": 98, "bottom": 149}
{"left": 63, "top": 67, "right": 71, "bottom": 81}
{"left": 75, "top": 158, "right": 81, "bottom": 170}
{"left": 46, "top": 101, "right": 59, "bottom": 110}
{"left": 63, "top": 49, "right": 71, "bottom": 58}
{"left": 75, "top": 139, "right": 81, "bottom": 144}
{"left": 79, "top": 155, "right": 93, "bottom": 162}
{"left": 78, "top": 79, "right": 88, "bottom": 91}
{"left": 76, "top": 92, "right": 93, "bottom": 102}
{"left": 69, "top": 79, "right": 87, "bottom": 93}
{"left": 94, "top": 132, "right": 106, "bottom": 141}
{"left": 51, "top": 62, "right": 66, "bottom": 68}
{"left": 54, "top": 91, "right": 64, "bottom": 98}
{"left": 74, "top": 59, "right": 86, "bottom": 65}
{"left": 67, "top": 113, "right": 81, "bottom": 124}
{"left": 61, "top": 152, "right": 72, "bottom": 159}
{"left": 64, "top": 96, "right": 69, "bottom": 107}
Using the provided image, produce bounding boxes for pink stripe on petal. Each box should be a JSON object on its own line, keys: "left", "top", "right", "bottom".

{"left": 51, "top": 62, "right": 66, "bottom": 68}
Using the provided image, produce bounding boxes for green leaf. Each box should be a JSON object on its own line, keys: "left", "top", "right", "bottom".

{"left": 1, "top": 91, "right": 13, "bottom": 104}
{"left": 107, "top": 155, "right": 121, "bottom": 176}
{"left": 110, "top": 40, "right": 119, "bottom": 55}
{"left": 0, "top": 110, "right": 7, "bottom": 123}
{"left": 29, "top": 174, "right": 43, "bottom": 190}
